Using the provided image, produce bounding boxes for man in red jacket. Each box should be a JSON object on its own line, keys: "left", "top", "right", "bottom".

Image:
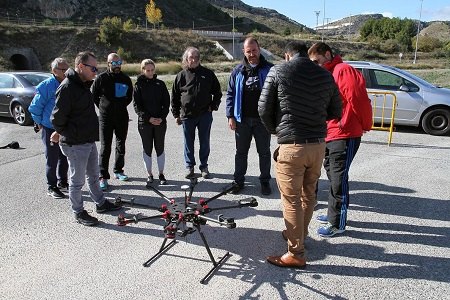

{"left": 308, "top": 42, "right": 373, "bottom": 237}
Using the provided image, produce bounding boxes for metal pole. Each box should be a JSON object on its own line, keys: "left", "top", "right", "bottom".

{"left": 314, "top": 11, "right": 320, "bottom": 28}
{"left": 413, "top": 0, "right": 424, "bottom": 64}
{"left": 232, "top": 4, "right": 235, "bottom": 60}
{"left": 321, "top": 0, "right": 326, "bottom": 41}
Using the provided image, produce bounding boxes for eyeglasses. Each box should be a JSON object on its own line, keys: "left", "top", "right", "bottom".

{"left": 109, "top": 60, "right": 122, "bottom": 67}
{"left": 56, "top": 68, "right": 68, "bottom": 72}
{"left": 82, "top": 63, "right": 98, "bottom": 73}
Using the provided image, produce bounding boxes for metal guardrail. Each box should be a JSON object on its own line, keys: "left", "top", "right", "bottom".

{"left": 369, "top": 91, "right": 397, "bottom": 146}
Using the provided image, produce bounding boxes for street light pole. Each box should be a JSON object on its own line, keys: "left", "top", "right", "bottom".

{"left": 232, "top": 4, "right": 235, "bottom": 60}
{"left": 321, "top": 0, "right": 326, "bottom": 41}
{"left": 413, "top": 0, "right": 424, "bottom": 64}
{"left": 314, "top": 11, "right": 320, "bottom": 28}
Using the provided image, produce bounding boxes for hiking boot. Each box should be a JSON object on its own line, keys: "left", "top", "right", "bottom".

{"left": 57, "top": 182, "right": 69, "bottom": 192}
{"left": 99, "top": 178, "right": 108, "bottom": 191}
{"left": 96, "top": 200, "right": 122, "bottom": 213}
{"left": 159, "top": 174, "right": 167, "bottom": 185}
{"left": 114, "top": 172, "right": 129, "bottom": 181}
{"left": 317, "top": 223, "right": 345, "bottom": 238}
{"left": 47, "top": 186, "right": 66, "bottom": 199}
{"left": 185, "top": 167, "right": 194, "bottom": 179}
{"left": 316, "top": 214, "right": 328, "bottom": 224}
{"left": 146, "top": 175, "right": 154, "bottom": 188}
{"left": 261, "top": 182, "right": 272, "bottom": 195}
{"left": 75, "top": 210, "right": 99, "bottom": 226}
{"left": 230, "top": 181, "right": 244, "bottom": 194}
{"left": 200, "top": 167, "right": 211, "bottom": 179}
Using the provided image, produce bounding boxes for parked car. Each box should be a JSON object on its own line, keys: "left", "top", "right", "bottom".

{"left": 0, "top": 71, "right": 52, "bottom": 125}
{"left": 348, "top": 61, "right": 450, "bottom": 136}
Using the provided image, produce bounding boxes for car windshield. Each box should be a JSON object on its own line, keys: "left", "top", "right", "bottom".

{"left": 381, "top": 65, "right": 436, "bottom": 88}
{"left": 19, "top": 74, "right": 50, "bottom": 87}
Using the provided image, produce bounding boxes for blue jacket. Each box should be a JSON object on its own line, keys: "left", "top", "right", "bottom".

{"left": 226, "top": 55, "right": 273, "bottom": 122}
{"left": 29, "top": 75, "right": 60, "bottom": 129}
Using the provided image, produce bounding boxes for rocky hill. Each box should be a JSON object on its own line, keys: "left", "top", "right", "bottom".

{"left": 0, "top": 0, "right": 307, "bottom": 34}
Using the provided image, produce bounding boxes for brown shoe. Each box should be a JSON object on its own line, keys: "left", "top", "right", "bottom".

{"left": 266, "top": 253, "right": 306, "bottom": 269}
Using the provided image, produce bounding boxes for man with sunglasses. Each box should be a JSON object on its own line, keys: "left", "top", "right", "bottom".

{"left": 29, "top": 57, "right": 69, "bottom": 199}
{"left": 51, "top": 51, "right": 121, "bottom": 226}
{"left": 91, "top": 53, "right": 133, "bottom": 191}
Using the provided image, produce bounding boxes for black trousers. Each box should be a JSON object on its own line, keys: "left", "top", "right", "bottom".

{"left": 323, "top": 137, "right": 361, "bottom": 230}
{"left": 41, "top": 126, "right": 68, "bottom": 187}
{"left": 99, "top": 116, "right": 129, "bottom": 179}
{"left": 138, "top": 122, "right": 167, "bottom": 157}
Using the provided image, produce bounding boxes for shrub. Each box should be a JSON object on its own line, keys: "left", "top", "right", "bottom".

{"left": 123, "top": 19, "right": 135, "bottom": 32}
{"left": 42, "top": 19, "right": 53, "bottom": 26}
{"left": 98, "top": 16, "right": 123, "bottom": 45}
{"left": 117, "top": 46, "right": 132, "bottom": 62}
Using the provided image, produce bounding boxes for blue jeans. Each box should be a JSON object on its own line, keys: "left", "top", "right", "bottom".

{"left": 41, "top": 126, "right": 68, "bottom": 187}
{"left": 182, "top": 112, "right": 213, "bottom": 170}
{"left": 60, "top": 143, "right": 105, "bottom": 214}
{"left": 234, "top": 117, "right": 271, "bottom": 184}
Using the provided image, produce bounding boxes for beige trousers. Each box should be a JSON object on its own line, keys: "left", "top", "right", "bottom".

{"left": 275, "top": 143, "right": 325, "bottom": 257}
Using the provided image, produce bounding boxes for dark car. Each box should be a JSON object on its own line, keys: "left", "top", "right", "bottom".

{"left": 0, "top": 72, "right": 52, "bottom": 125}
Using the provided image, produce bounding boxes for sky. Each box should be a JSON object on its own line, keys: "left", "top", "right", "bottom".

{"left": 241, "top": 0, "right": 450, "bottom": 28}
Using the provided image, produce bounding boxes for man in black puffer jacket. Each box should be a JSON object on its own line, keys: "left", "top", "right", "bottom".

{"left": 259, "top": 41, "right": 341, "bottom": 269}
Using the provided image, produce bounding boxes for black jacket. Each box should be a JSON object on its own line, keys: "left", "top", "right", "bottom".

{"left": 91, "top": 70, "right": 133, "bottom": 120}
{"left": 258, "top": 55, "right": 342, "bottom": 143}
{"left": 171, "top": 65, "right": 222, "bottom": 119}
{"left": 133, "top": 74, "right": 170, "bottom": 126}
{"left": 51, "top": 68, "right": 99, "bottom": 145}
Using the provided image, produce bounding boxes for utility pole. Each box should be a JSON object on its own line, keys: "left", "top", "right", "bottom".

{"left": 314, "top": 11, "right": 320, "bottom": 28}
{"left": 321, "top": 0, "right": 326, "bottom": 41}
{"left": 232, "top": 4, "right": 235, "bottom": 60}
{"left": 413, "top": 0, "right": 424, "bottom": 64}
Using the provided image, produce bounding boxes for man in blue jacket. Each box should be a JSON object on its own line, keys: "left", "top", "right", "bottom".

{"left": 226, "top": 37, "right": 273, "bottom": 195}
{"left": 29, "top": 57, "right": 69, "bottom": 199}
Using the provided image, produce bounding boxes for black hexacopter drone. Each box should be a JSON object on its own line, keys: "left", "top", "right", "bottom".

{"left": 115, "top": 178, "right": 258, "bottom": 284}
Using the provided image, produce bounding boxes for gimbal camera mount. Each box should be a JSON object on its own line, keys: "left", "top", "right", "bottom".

{"left": 115, "top": 178, "right": 258, "bottom": 284}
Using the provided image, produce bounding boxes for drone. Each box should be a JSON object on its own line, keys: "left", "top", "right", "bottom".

{"left": 114, "top": 177, "right": 258, "bottom": 284}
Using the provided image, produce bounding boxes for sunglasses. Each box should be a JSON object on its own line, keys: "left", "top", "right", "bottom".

{"left": 109, "top": 60, "right": 122, "bottom": 67}
{"left": 82, "top": 63, "right": 98, "bottom": 73}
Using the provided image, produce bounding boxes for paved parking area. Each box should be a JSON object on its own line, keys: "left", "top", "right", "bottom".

{"left": 0, "top": 102, "right": 449, "bottom": 300}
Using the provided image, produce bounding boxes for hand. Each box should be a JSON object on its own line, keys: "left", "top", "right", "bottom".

{"left": 149, "top": 117, "right": 162, "bottom": 125}
{"left": 175, "top": 117, "right": 182, "bottom": 126}
{"left": 228, "top": 118, "right": 236, "bottom": 131}
{"left": 50, "top": 131, "right": 60, "bottom": 144}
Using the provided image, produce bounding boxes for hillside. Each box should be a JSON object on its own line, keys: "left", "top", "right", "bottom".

{"left": 0, "top": 0, "right": 307, "bottom": 34}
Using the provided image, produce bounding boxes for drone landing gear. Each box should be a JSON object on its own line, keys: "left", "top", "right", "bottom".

{"left": 143, "top": 224, "right": 230, "bottom": 284}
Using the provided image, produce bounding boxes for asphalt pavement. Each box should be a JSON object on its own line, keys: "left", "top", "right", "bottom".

{"left": 0, "top": 102, "right": 449, "bottom": 300}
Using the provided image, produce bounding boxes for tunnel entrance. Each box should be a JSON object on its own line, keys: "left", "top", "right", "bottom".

{"left": 10, "top": 54, "right": 31, "bottom": 70}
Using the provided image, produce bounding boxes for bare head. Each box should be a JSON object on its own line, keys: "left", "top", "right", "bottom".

{"left": 243, "top": 37, "right": 261, "bottom": 65}
{"left": 74, "top": 51, "right": 97, "bottom": 82}
{"left": 182, "top": 47, "right": 200, "bottom": 69}
{"left": 284, "top": 41, "right": 308, "bottom": 61}
{"left": 308, "top": 42, "right": 333, "bottom": 66}
{"left": 141, "top": 59, "right": 155, "bottom": 79}
{"left": 107, "top": 52, "right": 122, "bottom": 73}
{"left": 50, "top": 57, "right": 69, "bottom": 82}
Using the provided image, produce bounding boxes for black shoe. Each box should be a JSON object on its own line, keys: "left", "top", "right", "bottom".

{"left": 230, "top": 181, "right": 244, "bottom": 194}
{"left": 96, "top": 200, "right": 122, "bottom": 213}
{"left": 47, "top": 186, "right": 66, "bottom": 199}
{"left": 75, "top": 210, "right": 99, "bottom": 226}
{"left": 159, "top": 174, "right": 167, "bottom": 185}
{"left": 261, "top": 182, "right": 272, "bottom": 195}
{"left": 185, "top": 167, "right": 194, "bottom": 179}
{"left": 146, "top": 175, "right": 154, "bottom": 188}
{"left": 200, "top": 167, "right": 211, "bottom": 179}
{"left": 57, "top": 182, "right": 69, "bottom": 192}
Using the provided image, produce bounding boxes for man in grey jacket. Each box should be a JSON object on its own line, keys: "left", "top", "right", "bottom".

{"left": 258, "top": 41, "right": 342, "bottom": 268}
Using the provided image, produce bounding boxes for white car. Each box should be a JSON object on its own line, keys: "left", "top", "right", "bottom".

{"left": 348, "top": 61, "right": 450, "bottom": 136}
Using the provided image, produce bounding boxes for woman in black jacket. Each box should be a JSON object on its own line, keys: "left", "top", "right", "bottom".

{"left": 133, "top": 59, "right": 170, "bottom": 186}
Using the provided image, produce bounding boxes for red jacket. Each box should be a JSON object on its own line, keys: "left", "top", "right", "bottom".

{"left": 323, "top": 55, "right": 372, "bottom": 141}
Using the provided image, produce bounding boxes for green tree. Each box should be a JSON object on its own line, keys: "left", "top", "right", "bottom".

{"left": 283, "top": 27, "right": 291, "bottom": 36}
{"left": 98, "top": 16, "right": 123, "bottom": 45}
{"left": 145, "top": 0, "right": 162, "bottom": 29}
{"left": 123, "top": 19, "right": 135, "bottom": 32}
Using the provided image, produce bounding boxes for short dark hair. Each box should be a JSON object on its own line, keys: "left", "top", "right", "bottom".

{"left": 308, "top": 42, "right": 333, "bottom": 57}
{"left": 243, "top": 36, "right": 260, "bottom": 48}
{"left": 74, "top": 51, "right": 96, "bottom": 66}
{"left": 285, "top": 41, "right": 308, "bottom": 57}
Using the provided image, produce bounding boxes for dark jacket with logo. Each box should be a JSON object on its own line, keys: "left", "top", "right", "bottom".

{"left": 91, "top": 70, "right": 133, "bottom": 121}
{"left": 133, "top": 74, "right": 170, "bottom": 126}
{"left": 171, "top": 65, "right": 222, "bottom": 119}
{"left": 51, "top": 68, "right": 99, "bottom": 145}
{"left": 258, "top": 55, "right": 342, "bottom": 144}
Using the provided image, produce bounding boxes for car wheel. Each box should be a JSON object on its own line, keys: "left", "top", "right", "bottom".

{"left": 12, "top": 102, "right": 32, "bottom": 126}
{"left": 421, "top": 108, "right": 450, "bottom": 136}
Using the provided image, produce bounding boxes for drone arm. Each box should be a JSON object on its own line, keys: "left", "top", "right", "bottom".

{"left": 198, "top": 214, "right": 236, "bottom": 229}
{"left": 206, "top": 197, "right": 258, "bottom": 212}
{"left": 204, "top": 182, "right": 238, "bottom": 204}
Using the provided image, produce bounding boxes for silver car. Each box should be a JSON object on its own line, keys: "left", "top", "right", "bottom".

{"left": 0, "top": 72, "right": 52, "bottom": 126}
{"left": 348, "top": 61, "right": 450, "bottom": 136}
